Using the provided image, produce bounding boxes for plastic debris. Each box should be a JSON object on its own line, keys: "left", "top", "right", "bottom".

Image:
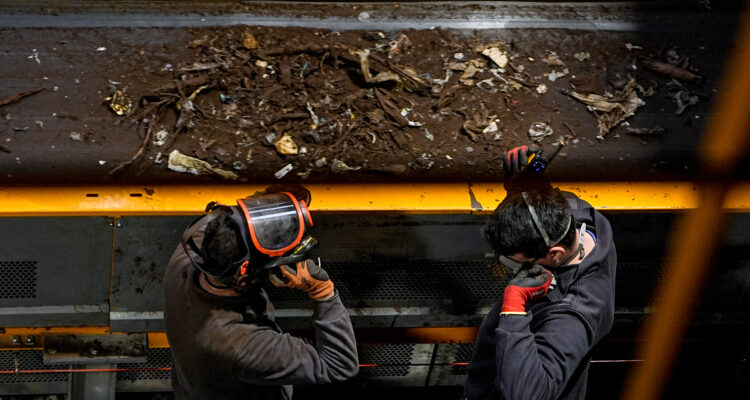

{"left": 574, "top": 52, "right": 591, "bottom": 62}
{"left": 547, "top": 69, "right": 569, "bottom": 82}
{"left": 274, "top": 133, "right": 299, "bottom": 155}
{"left": 96, "top": 47, "right": 107, "bottom": 52}
{"left": 400, "top": 108, "right": 424, "bottom": 127}
{"left": 673, "top": 91, "right": 700, "bottom": 115}
{"left": 69, "top": 132, "right": 83, "bottom": 141}
{"left": 330, "top": 159, "right": 361, "bottom": 174}
{"left": 99, "top": 160, "right": 107, "bottom": 165}
{"left": 255, "top": 60, "right": 269, "bottom": 68}
{"left": 483, "top": 121, "right": 499, "bottom": 134}
{"left": 388, "top": 33, "right": 412, "bottom": 59}
{"left": 274, "top": 163, "right": 294, "bottom": 179}
{"left": 448, "top": 59, "right": 487, "bottom": 86}
{"left": 528, "top": 122, "right": 554, "bottom": 142}
{"left": 104, "top": 89, "right": 133, "bottom": 116}
{"left": 28, "top": 49, "right": 40, "bottom": 64}
{"left": 314, "top": 157, "right": 328, "bottom": 168}
{"left": 306, "top": 102, "right": 320, "bottom": 126}
{"left": 536, "top": 84, "right": 548, "bottom": 95}
{"left": 454, "top": 53, "right": 465, "bottom": 61}
{"left": 479, "top": 45, "right": 509, "bottom": 69}
{"left": 153, "top": 129, "right": 168, "bottom": 146}
{"left": 243, "top": 33, "right": 259, "bottom": 50}
{"left": 358, "top": 12, "right": 371, "bottom": 22}
{"left": 542, "top": 52, "right": 565, "bottom": 67}
{"left": 264, "top": 132, "right": 278, "bottom": 145}
{"left": 566, "top": 76, "right": 647, "bottom": 138}
{"left": 625, "top": 43, "right": 643, "bottom": 51}
{"left": 167, "top": 149, "right": 239, "bottom": 180}
{"left": 424, "top": 129, "right": 434, "bottom": 141}
{"left": 233, "top": 161, "right": 246, "bottom": 170}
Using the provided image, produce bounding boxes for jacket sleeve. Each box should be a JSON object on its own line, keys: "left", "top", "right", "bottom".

{"left": 495, "top": 309, "right": 593, "bottom": 400}
{"left": 211, "top": 294, "right": 359, "bottom": 385}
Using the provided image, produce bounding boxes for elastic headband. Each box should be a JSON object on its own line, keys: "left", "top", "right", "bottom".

{"left": 521, "top": 191, "right": 571, "bottom": 247}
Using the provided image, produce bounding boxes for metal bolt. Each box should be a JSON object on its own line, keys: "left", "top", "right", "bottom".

{"left": 10, "top": 335, "right": 21, "bottom": 345}
{"left": 24, "top": 335, "right": 35, "bottom": 346}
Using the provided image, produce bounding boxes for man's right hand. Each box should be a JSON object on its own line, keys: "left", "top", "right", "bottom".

{"left": 269, "top": 259, "right": 335, "bottom": 301}
{"left": 500, "top": 265, "right": 553, "bottom": 315}
{"left": 503, "top": 145, "right": 540, "bottom": 177}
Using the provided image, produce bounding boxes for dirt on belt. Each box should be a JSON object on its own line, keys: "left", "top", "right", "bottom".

{"left": 0, "top": 25, "right": 726, "bottom": 184}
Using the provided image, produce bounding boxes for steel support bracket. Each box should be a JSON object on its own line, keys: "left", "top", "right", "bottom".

{"left": 43, "top": 333, "right": 147, "bottom": 365}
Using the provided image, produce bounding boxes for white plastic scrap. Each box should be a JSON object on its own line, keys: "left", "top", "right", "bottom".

{"left": 400, "top": 108, "right": 424, "bottom": 127}
{"left": 536, "top": 84, "right": 548, "bottom": 95}
{"left": 424, "top": 129, "right": 434, "bottom": 141}
{"left": 28, "top": 49, "right": 40, "bottom": 64}
{"left": 483, "top": 121, "right": 498, "bottom": 134}
{"left": 153, "top": 129, "right": 168, "bottom": 147}
{"left": 274, "top": 164, "right": 294, "bottom": 179}
{"left": 96, "top": 47, "right": 107, "bottom": 52}
{"left": 306, "top": 102, "right": 320, "bottom": 126}
{"left": 547, "top": 69, "right": 569, "bottom": 82}
{"left": 167, "top": 150, "right": 238, "bottom": 180}
{"left": 528, "top": 122, "right": 554, "bottom": 142}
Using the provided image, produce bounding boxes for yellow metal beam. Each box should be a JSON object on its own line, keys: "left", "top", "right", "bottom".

{"left": 1, "top": 182, "right": 750, "bottom": 216}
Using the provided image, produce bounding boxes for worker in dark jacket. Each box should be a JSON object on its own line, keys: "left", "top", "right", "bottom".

{"left": 163, "top": 188, "right": 359, "bottom": 400}
{"left": 463, "top": 145, "right": 616, "bottom": 400}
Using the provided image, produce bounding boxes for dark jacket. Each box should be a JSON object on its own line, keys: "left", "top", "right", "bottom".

{"left": 463, "top": 192, "right": 616, "bottom": 400}
{"left": 163, "top": 244, "right": 359, "bottom": 400}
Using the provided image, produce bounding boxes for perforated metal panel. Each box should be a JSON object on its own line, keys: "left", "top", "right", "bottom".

{"left": 358, "top": 344, "right": 415, "bottom": 377}
{"left": 267, "top": 260, "right": 510, "bottom": 307}
{"left": 0, "top": 261, "right": 37, "bottom": 299}
{"left": 117, "top": 348, "right": 172, "bottom": 382}
{"left": 0, "top": 350, "right": 69, "bottom": 383}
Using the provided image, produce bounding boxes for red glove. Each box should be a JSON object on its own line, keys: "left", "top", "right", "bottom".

{"left": 503, "top": 145, "right": 540, "bottom": 176}
{"left": 501, "top": 265, "right": 553, "bottom": 315}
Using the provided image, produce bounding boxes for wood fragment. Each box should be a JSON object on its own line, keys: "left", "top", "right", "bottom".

{"left": 143, "top": 76, "right": 213, "bottom": 96}
{"left": 107, "top": 120, "right": 154, "bottom": 178}
{"left": 367, "top": 52, "right": 430, "bottom": 92}
{"left": 0, "top": 87, "right": 45, "bottom": 108}
{"left": 563, "top": 122, "right": 576, "bottom": 136}
{"left": 640, "top": 57, "right": 700, "bottom": 81}
{"left": 0, "top": 143, "right": 11, "bottom": 153}
{"left": 374, "top": 88, "right": 408, "bottom": 127}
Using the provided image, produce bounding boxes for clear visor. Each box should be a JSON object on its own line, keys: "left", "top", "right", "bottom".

{"left": 238, "top": 192, "right": 305, "bottom": 255}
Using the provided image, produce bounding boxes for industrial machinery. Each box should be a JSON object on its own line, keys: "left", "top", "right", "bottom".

{"left": 1, "top": 1, "right": 749, "bottom": 399}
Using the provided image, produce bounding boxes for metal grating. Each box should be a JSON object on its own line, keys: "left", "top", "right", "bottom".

{"left": 0, "top": 350, "right": 68, "bottom": 383}
{"left": 0, "top": 261, "right": 37, "bottom": 299}
{"left": 117, "top": 348, "right": 172, "bottom": 381}
{"left": 266, "top": 261, "right": 510, "bottom": 304}
{"left": 450, "top": 343, "right": 475, "bottom": 376}
{"left": 357, "top": 344, "right": 415, "bottom": 377}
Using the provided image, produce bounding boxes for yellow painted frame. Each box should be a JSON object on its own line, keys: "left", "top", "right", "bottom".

{"left": 1, "top": 182, "right": 750, "bottom": 216}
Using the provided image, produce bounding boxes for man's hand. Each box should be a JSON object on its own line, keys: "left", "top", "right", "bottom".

{"left": 503, "top": 145, "right": 540, "bottom": 177}
{"left": 500, "top": 265, "right": 553, "bottom": 315}
{"left": 270, "top": 259, "right": 335, "bottom": 301}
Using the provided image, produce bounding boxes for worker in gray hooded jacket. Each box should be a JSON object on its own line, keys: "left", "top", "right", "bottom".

{"left": 163, "top": 187, "right": 358, "bottom": 399}
{"left": 463, "top": 145, "right": 616, "bottom": 400}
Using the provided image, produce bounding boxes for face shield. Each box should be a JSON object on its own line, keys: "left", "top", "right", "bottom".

{"left": 180, "top": 191, "right": 315, "bottom": 284}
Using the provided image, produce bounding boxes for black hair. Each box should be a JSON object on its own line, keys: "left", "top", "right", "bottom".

{"left": 201, "top": 207, "right": 244, "bottom": 284}
{"left": 485, "top": 186, "right": 576, "bottom": 259}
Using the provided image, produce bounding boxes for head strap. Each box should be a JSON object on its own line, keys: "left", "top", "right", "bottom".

{"left": 521, "top": 191, "right": 571, "bottom": 247}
